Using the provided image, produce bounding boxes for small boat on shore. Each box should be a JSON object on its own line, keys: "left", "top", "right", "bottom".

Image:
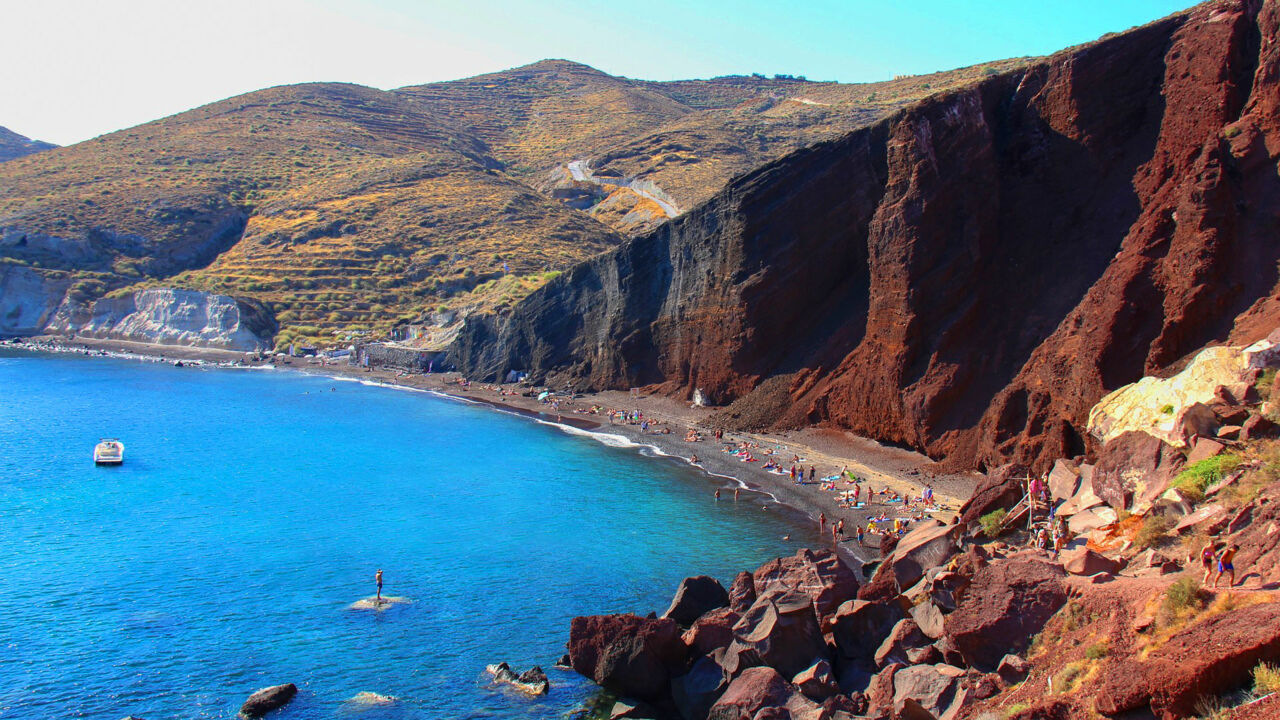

{"left": 93, "top": 439, "right": 124, "bottom": 465}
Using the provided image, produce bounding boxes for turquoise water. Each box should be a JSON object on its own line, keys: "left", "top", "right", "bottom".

{"left": 0, "top": 350, "right": 820, "bottom": 719}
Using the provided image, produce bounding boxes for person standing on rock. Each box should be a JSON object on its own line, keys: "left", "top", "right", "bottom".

{"left": 1214, "top": 545, "right": 1238, "bottom": 588}
{"left": 375, "top": 569, "right": 384, "bottom": 605}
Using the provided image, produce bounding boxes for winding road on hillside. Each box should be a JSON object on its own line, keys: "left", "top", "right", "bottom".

{"left": 567, "top": 160, "right": 681, "bottom": 217}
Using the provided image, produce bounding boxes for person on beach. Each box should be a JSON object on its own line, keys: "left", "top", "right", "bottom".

{"left": 375, "top": 569, "right": 384, "bottom": 605}
{"left": 836, "top": 519, "right": 845, "bottom": 538}
{"left": 1200, "top": 541, "right": 1218, "bottom": 584}
{"left": 857, "top": 525, "right": 865, "bottom": 546}
{"left": 1214, "top": 545, "right": 1238, "bottom": 588}
{"left": 819, "top": 512, "right": 826, "bottom": 533}
{"left": 809, "top": 466, "right": 816, "bottom": 483}
{"left": 734, "top": 487, "right": 740, "bottom": 501}
{"left": 831, "top": 524, "right": 840, "bottom": 544}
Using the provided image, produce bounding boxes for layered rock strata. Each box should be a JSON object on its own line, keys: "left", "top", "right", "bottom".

{"left": 453, "top": 0, "right": 1280, "bottom": 473}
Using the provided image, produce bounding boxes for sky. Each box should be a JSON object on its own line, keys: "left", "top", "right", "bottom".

{"left": 2, "top": 0, "right": 1193, "bottom": 146}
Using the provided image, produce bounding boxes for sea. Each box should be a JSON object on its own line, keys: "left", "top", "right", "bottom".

{"left": 0, "top": 349, "right": 822, "bottom": 719}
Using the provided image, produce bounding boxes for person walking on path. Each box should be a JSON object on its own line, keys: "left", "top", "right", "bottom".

{"left": 1214, "top": 545, "right": 1238, "bottom": 588}
{"left": 1200, "top": 541, "right": 1218, "bottom": 585}
{"left": 375, "top": 569, "right": 384, "bottom": 606}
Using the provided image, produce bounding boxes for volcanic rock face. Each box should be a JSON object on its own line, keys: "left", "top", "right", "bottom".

{"left": 454, "top": 0, "right": 1280, "bottom": 473}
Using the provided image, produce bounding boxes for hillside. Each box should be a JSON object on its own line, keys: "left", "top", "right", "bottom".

{"left": 451, "top": 0, "right": 1280, "bottom": 474}
{"left": 0, "top": 126, "right": 55, "bottom": 162}
{"left": 0, "top": 58, "right": 1023, "bottom": 347}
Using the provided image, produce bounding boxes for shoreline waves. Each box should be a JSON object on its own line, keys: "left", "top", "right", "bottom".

{"left": 8, "top": 335, "right": 977, "bottom": 568}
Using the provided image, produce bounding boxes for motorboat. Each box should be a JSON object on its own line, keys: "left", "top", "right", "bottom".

{"left": 94, "top": 439, "right": 124, "bottom": 465}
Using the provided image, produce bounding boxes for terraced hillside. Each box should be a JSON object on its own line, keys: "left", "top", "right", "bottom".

{"left": 0, "top": 58, "right": 1028, "bottom": 348}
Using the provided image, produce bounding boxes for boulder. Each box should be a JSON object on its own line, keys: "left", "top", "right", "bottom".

{"left": 1179, "top": 403, "right": 1221, "bottom": 445}
{"left": 1094, "top": 602, "right": 1280, "bottom": 717}
{"left": 732, "top": 589, "right": 829, "bottom": 679}
{"left": 1187, "top": 436, "right": 1227, "bottom": 464}
{"left": 831, "top": 599, "right": 904, "bottom": 663}
{"left": 1173, "top": 503, "right": 1226, "bottom": 532}
{"left": 672, "top": 656, "right": 729, "bottom": 720}
{"left": 792, "top": 659, "right": 839, "bottom": 701}
{"left": 753, "top": 549, "right": 859, "bottom": 621}
{"left": 664, "top": 575, "right": 730, "bottom": 627}
{"left": 909, "top": 602, "right": 946, "bottom": 640}
{"left": 684, "top": 607, "right": 741, "bottom": 658}
{"left": 888, "top": 522, "right": 959, "bottom": 593}
{"left": 1217, "top": 424, "right": 1243, "bottom": 440}
{"left": 1057, "top": 478, "right": 1105, "bottom": 517}
{"left": 892, "top": 665, "right": 961, "bottom": 720}
{"left": 706, "top": 666, "right": 797, "bottom": 720}
{"left": 943, "top": 559, "right": 1068, "bottom": 670}
{"left": 905, "top": 644, "right": 942, "bottom": 666}
{"left": 863, "top": 663, "right": 903, "bottom": 720}
{"left": 1047, "top": 459, "right": 1081, "bottom": 502}
{"left": 728, "top": 571, "right": 757, "bottom": 612}
{"left": 1092, "top": 431, "right": 1184, "bottom": 512}
{"left": 1060, "top": 547, "right": 1122, "bottom": 576}
{"left": 926, "top": 572, "right": 970, "bottom": 612}
{"left": 1241, "top": 413, "right": 1276, "bottom": 440}
{"left": 517, "top": 667, "right": 549, "bottom": 695}
{"left": 874, "top": 619, "right": 929, "bottom": 668}
{"left": 996, "top": 654, "right": 1029, "bottom": 684}
{"left": 239, "top": 684, "right": 297, "bottom": 719}
{"left": 568, "top": 613, "right": 688, "bottom": 702}
{"left": 1067, "top": 505, "right": 1117, "bottom": 534}
{"left": 958, "top": 463, "right": 1027, "bottom": 529}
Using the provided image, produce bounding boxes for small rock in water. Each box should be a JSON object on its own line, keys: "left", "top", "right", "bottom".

{"left": 347, "top": 595, "right": 411, "bottom": 611}
{"left": 487, "top": 661, "right": 551, "bottom": 695}
{"left": 345, "top": 691, "right": 396, "bottom": 706}
{"left": 239, "top": 683, "right": 297, "bottom": 718}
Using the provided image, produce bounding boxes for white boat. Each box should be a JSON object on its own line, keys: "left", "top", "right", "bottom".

{"left": 94, "top": 439, "right": 124, "bottom": 465}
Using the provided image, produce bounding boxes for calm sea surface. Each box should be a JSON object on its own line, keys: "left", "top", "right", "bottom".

{"left": 0, "top": 350, "right": 820, "bottom": 719}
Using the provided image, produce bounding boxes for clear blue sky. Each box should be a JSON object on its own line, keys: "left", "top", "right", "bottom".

{"left": 1, "top": 0, "right": 1193, "bottom": 146}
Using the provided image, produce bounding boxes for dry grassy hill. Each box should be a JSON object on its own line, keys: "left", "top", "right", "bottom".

{"left": 0, "top": 58, "right": 1030, "bottom": 349}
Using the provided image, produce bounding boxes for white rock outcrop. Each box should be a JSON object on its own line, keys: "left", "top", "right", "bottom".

{"left": 1086, "top": 341, "right": 1273, "bottom": 447}
{"left": 0, "top": 265, "right": 72, "bottom": 335}
{"left": 47, "top": 287, "right": 274, "bottom": 351}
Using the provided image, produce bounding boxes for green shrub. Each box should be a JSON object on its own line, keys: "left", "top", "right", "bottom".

{"left": 980, "top": 509, "right": 1008, "bottom": 538}
{"left": 1161, "top": 404, "right": 1175, "bottom": 415}
{"left": 1054, "top": 661, "right": 1088, "bottom": 693}
{"left": 1173, "top": 453, "right": 1242, "bottom": 503}
{"left": 1134, "top": 514, "right": 1173, "bottom": 549}
{"left": 1163, "top": 577, "right": 1209, "bottom": 617}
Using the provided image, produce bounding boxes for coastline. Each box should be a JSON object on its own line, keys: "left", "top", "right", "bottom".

{"left": 9, "top": 335, "right": 977, "bottom": 569}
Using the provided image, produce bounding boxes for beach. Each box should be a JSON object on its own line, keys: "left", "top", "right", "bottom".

{"left": 11, "top": 335, "right": 978, "bottom": 568}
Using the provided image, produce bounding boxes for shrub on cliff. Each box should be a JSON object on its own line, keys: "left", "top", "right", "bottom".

{"left": 1173, "top": 453, "right": 1241, "bottom": 503}
{"left": 979, "top": 509, "right": 1007, "bottom": 538}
